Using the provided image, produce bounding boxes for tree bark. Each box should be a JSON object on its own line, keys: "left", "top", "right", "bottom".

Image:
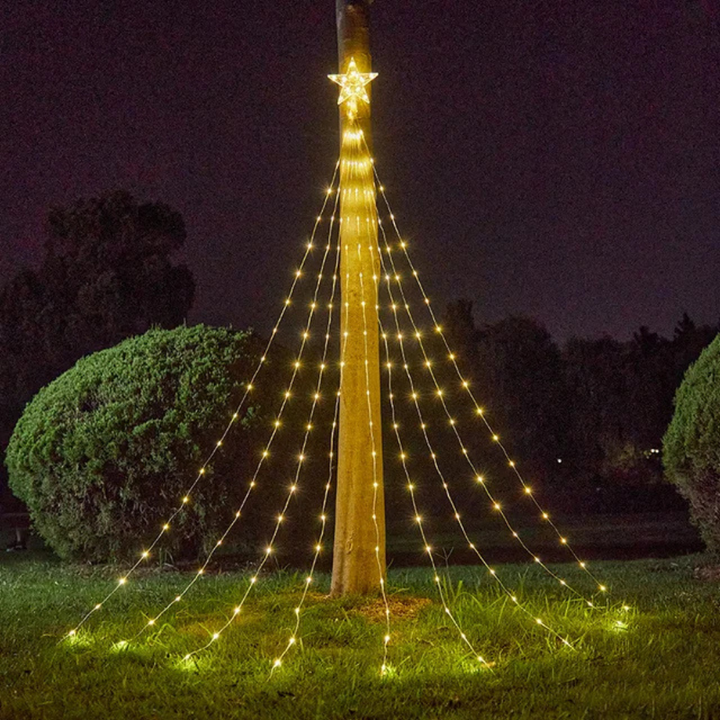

{"left": 331, "top": 0, "right": 386, "bottom": 596}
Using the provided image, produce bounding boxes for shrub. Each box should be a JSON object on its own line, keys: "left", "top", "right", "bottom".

{"left": 663, "top": 333, "right": 720, "bottom": 555}
{"left": 5, "top": 325, "right": 272, "bottom": 562}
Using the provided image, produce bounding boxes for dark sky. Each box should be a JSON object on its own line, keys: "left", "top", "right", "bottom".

{"left": 2, "top": 0, "right": 719, "bottom": 342}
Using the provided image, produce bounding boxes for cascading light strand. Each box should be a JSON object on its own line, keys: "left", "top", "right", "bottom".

{"left": 356, "top": 234, "right": 392, "bottom": 676}
{"left": 131, "top": 185, "right": 344, "bottom": 637}
{"left": 374, "top": 253, "right": 574, "bottom": 649}
{"left": 66, "top": 162, "right": 342, "bottom": 640}
{"left": 271, "top": 384, "right": 342, "bottom": 673}
{"left": 180, "top": 200, "right": 344, "bottom": 661}
{"left": 374, "top": 169, "right": 609, "bottom": 596}
{"left": 377, "top": 314, "right": 493, "bottom": 669}
{"left": 375, "top": 217, "right": 596, "bottom": 609}
{"left": 271, "top": 246, "right": 347, "bottom": 672}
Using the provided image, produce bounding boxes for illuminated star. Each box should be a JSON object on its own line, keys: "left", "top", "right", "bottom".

{"left": 328, "top": 57, "right": 378, "bottom": 118}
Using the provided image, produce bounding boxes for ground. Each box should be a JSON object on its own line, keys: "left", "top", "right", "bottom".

{"left": 1, "top": 550, "right": 719, "bottom": 719}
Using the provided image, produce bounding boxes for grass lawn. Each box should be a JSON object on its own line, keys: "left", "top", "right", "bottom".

{"left": 1, "top": 551, "right": 719, "bottom": 719}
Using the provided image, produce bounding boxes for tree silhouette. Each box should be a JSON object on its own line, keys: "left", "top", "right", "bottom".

{"left": 1, "top": 190, "right": 195, "bottom": 510}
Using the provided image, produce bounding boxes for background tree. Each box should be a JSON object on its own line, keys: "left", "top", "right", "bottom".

{"left": 0, "top": 190, "right": 195, "bottom": 515}
{"left": 441, "top": 303, "right": 570, "bottom": 508}
{"left": 473, "top": 316, "right": 569, "bottom": 487}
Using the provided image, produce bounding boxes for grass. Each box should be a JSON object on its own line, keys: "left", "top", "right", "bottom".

{"left": 1, "top": 550, "right": 719, "bottom": 719}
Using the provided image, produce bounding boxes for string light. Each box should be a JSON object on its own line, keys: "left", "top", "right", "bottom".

{"left": 376, "top": 294, "right": 574, "bottom": 650}
{"left": 185, "top": 186, "right": 346, "bottom": 663}
{"left": 69, "top": 82, "right": 622, "bottom": 673}
{"left": 376, "top": 310, "right": 499, "bottom": 667}
{"left": 65, "top": 163, "right": 344, "bottom": 640}
{"left": 373, "top": 224, "right": 585, "bottom": 605}
{"left": 369, "top": 165, "right": 610, "bottom": 603}
{"left": 127, "top": 176, "right": 345, "bottom": 640}
{"left": 357, "top": 237, "right": 392, "bottom": 674}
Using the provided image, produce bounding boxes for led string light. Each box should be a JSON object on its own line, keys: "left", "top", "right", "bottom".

{"left": 131, "top": 186, "right": 345, "bottom": 639}
{"left": 356, "top": 236, "right": 393, "bottom": 676}
{"left": 273, "top": 129, "right": 391, "bottom": 671}
{"left": 270, "top": 364, "right": 343, "bottom": 673}
{"left": 373, "top": 218, "right": 599, "bottom": 608}
{"left": 375, "top": 281, "right": 573, "bottom": 648}
{"left": 271, "top": 236, "right": 350, "bottom": 673}
{"left": 66, "top": 163, "right": 342, "bottom": 640}
{"left": 323, "top": 122, "right": 393, "bottom": 673}
{"left": 179, "top": 196, "right": 346, "bottom": 661}
{"left": 377, "top": 316, "right": 493, "bottom": 669}
{"left": 373, "top": 173, "right": 609, "bottom": 596}
{"left": 338, "top": 122, "right": 393, "bottom": 673}
{"left": 367, "top": 160, "right": 608, "bottom": 598}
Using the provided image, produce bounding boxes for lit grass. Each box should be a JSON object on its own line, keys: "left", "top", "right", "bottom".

{"left": 1, "top": 552, "right": 719, "bottom": 719}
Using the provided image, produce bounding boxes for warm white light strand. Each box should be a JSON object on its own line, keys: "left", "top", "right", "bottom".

{"left": 378, "top": 315, "right": 494, "bottom": 669}
{"left": 271, "top": 225, "right": 349, "bottom": 672}
{"left": 375, "top": 259, "right": 574, "bottom": 648}
{"left": 357, "top": 239, "right": 393, "bottom": 675}
{"left": 131, "top": 184, "right": 344, "bottom": 637}
{"left": 374, "top": 220, "right": 597, "bottom": 607}
{"left": 375, "top": 173, "right": 607, "bottom": 595}
{"left": 181, "top": 195, "right": 345, "bottom": 659}
{"left": 335, "top": 126, "right": 392, "bottom": 673}
{"left": 67, "top": 163, "right": 341, "bottom": 639}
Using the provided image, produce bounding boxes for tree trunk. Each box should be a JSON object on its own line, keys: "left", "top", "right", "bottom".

{"left": 331, "top": 0, "right": 386, "bottom": 596}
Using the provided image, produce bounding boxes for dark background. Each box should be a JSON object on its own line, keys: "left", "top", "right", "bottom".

{"left": 3, "top": 0, "right": 719, "bottom": 342}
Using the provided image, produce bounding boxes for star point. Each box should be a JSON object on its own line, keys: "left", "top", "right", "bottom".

{"left": 329, "top": 57, "right": 378, "bottom": 119}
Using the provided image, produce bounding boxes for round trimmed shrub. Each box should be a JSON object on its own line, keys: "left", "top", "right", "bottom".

{"left": 5, "top": 325, "right": 269, "bottom": 562}
{"left": 663, "top": 333, "right": 720, "bottom": 555}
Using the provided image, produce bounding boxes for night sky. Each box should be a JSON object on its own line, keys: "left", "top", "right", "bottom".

{"left": 2, "top": 1, "right": 719, "bottom": 341}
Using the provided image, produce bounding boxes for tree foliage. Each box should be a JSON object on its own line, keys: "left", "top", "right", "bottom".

{"left": 5, "top": 325, "right": 268, "bottom": 562}
{"left": 441, "top": 300, "right": 717, "bottom": 513}
{"left": 0, "top": 190, "right": 195, "bottom": 509}
{"left": 663, "top": 333, "right": 720, "bottom": 555}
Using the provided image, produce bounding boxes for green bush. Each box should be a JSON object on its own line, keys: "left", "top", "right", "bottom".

{"left": 663, "top": 333, "right": 720, "bottom": 555}
{"left": 5, "top": 325, "right": 273, "bottom": 562}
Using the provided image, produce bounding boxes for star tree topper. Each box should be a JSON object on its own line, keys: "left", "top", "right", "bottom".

{"left": 329, "top": 57, "right": 378, "bottom": 120}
